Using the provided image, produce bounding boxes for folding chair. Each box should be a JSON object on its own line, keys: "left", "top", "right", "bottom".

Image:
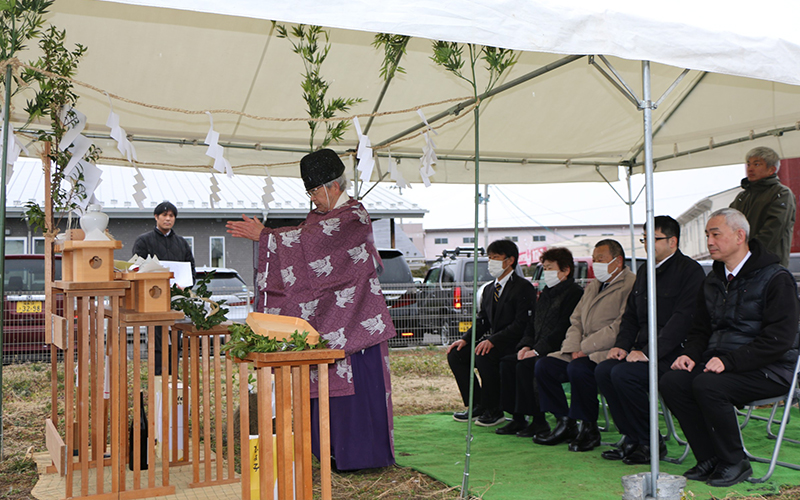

{"left": 738, "top": 352, "right": 800, "bottom": 483}
{"left": 659, "top": 396, "right": 690, "bottom": 464}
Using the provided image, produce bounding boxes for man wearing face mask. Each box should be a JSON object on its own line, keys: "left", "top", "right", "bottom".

{"left": 447, "top": 239, "right": 537, "bottom": 427}
{"left": 226, "top": 148, "right": 396, "bottom": 471}
{"left": 496, "top": 247, "right": 584, "bottom": 438}
{"left": 533, "top": 239, "right": 635, "bottom": 452}
{"left": 595, "top": 216, "right": 704, "bottom": 464}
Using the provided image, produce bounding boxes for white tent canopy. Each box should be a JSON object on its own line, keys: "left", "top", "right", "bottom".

{"left": 4, "top": 0, "right": 799, "bottom": 184}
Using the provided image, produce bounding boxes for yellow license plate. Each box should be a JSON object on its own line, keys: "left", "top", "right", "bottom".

{"left": 459, "top": 321, "right": 472, "bottom": 333}
{"left": 16, "top": 301, "right": 42, "bottom": 313}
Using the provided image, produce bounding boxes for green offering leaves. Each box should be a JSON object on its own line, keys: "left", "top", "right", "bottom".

{"left": 222, "top": 323, "right": 329, "bottom": 360}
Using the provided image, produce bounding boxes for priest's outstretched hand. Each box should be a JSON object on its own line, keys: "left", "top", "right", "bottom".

{"left": 226, "top": 215, "right": 265, "bottom": 241}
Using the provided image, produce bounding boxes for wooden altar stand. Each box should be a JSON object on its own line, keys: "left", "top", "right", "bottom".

{"left": 170, "top": 322, "right": 239, "bottom": 488}
{"left": 236, "top": 348, "right": 345, "bottom": 500}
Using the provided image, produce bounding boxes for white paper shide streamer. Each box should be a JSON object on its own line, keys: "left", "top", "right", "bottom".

{"left": 204, "top": 112, "right": 233, "bottom": 178}
{"left": 209, "top": 173, "right": 221, "bottom": 208}
{"left": 417, "top": 109, "right": 437, "bottom": 187}
{"left": 262, "top": 167, "right": 274, "bottom": 210}
{"left": 132, "top": 167, "right": 147, "bottom": 209}
{"left": 388, "top": 152, "right": 410, "bottom": 189}
{"left": 0, "top": 109, "right": 29, "bottom": 183}
{"left": 352, "top": 117, "right": 375, "bottom": 184}
{"left": 59, "top": 106, "right": 101, "bottom": 211}
{"left": 105, "top": 93, "right": 137, "bottom": 163}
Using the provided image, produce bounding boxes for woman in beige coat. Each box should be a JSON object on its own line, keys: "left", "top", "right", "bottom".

{"left": 532, "top": 239, "right": 636, "bottom": 452}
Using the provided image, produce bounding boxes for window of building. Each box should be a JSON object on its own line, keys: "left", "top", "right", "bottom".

{"left": 210, "top": 236, "right": 225, "bottom": 267}
{"left": 33, "top": 237, "right": 46, "bottom": 254}
{"left": 462, "top": 237, "right": 475, "bottom": 244}
{"left": 183, "top": 236, "right": 195, "bottom": 255}
{"left": 435, "top": 237, "right": 449, "bottom": 244}
{"left": 4, "top": 237, "right": 26, "bottom": 255}
{"left": 532, "top": 235, "right": 546, "bottom": 242}
{"left": 601, "top": 233, "right": 614, "bottom": 236}
{"left": 505, "top": 236, "right": 518, "bottom": 242}
{"left": 574, "top": 233, "right": 587, "bottom": 237}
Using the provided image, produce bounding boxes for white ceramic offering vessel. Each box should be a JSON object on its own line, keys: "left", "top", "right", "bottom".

{"left": 80, "top": 204, "right": 110, "bottom": 241}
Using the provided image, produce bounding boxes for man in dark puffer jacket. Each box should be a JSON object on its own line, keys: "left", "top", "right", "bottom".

{"left": 660, "top": 207, "right": 799, "bottom": 488}
{"left": 132, "top": 201, "right": 196, "bottom": 375}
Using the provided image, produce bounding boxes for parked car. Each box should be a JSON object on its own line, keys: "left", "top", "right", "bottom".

{"left": 414, "top": 247, "right": 499, "bottom": 345}
{"left": 3, "top": 255, "right": 62, "bottom": 362}
{"left": 194, "top": 267, "right": 253, "bottom": 323}
{"left": 376, "top": 249, "right": 419, "bottom": 347}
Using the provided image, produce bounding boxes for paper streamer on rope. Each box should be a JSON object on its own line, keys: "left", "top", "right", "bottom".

{"left": 72, "top": 161, "right": 103, "bottom": 212}
{"left": 388, "top": 152, "right": 410, "bottom": 189}
{"left": 204, "top": 112, "right": 233, "bottom": 178}
{"left": 58, "top": 106, "right": 87, "bottom": 152}
{"left": 262, "top": 167, "right": 274, "bottom": 210}
{"left": 352, "top": 117, "right": 375, "bottom": 183}
{"left": 105, "top": 93, "right": 137, "bottom": 163}
{"left": 417, "top": 110, "right": 437, "bottom": 187}
{"left": 209, "top": 173, "right": 221, "bottom": 208}
{"left": 0, "top": 110, "right": 29, "bottom": 183}
{"left": 132, "top": 167, "right": 147, "bottom": 209}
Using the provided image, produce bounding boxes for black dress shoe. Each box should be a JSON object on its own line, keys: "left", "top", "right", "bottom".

{"left": 516, "top": 420, "right": 550, "bottom": 438}
{"left": 707, "top": 459, "right": 752, "bottom": 487}
{"left": 683, "top": 457, "right": 719, "bottom": 481}
{"left": 623, "top": 441, "right": 667, "bottom": 465}
{"left": 601, "top": 441, "right": 637, "bottom": 461}
{"left": 475, "top": 409, "right": 506, "bottom": 427}
{"left": 453, "top": 406, "right": 484, "bottom": 422}
{"left": 533, "top": 416, "right": 578, "bottom": 445}
{"left": 495, "top": 419, "right": 527, "bottom": 435}
{"left": 568, "top": 421, "right": 601, "bottom": 452}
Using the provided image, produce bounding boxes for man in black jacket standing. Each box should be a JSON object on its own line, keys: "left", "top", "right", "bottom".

{"left": 132, "top": 201, "right": 196, "bottom": 375}
{"left": 660, "top": 208, "right": 799, "bottom": 487}
{"left": 595, "top": 216, "right": 704, "bottom": 464}
{"left": 497, "top": 247, "right": 583, "bottom": 438}
{"left": 447, "top": 239, "right": 536, "bottom": 427}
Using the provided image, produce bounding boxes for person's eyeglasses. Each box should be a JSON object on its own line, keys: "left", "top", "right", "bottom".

{"left": 639, "top": 236, "right": 668, "bottom": 244}
{"left": 305, "top": 186, "right": 324, "bottom": 198}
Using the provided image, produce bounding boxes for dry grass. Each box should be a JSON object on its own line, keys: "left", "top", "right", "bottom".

{"left": 2, "top": 347, "right": 799, "bottom": 499}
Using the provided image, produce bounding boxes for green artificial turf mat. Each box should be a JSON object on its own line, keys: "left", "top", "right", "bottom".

{"left": 394, "top": 411, "right": 800, "bottom": 499}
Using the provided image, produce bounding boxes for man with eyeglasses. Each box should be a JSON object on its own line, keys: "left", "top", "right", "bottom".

{"left": 595, "top": 216, "right": 704, "bottom": 464}
{"left": 226, "top": 148, "right": 396, "bottom": 471}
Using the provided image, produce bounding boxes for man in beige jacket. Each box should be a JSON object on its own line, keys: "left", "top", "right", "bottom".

{"left": 532, "top": 239, "right": 636, "bottom": 452}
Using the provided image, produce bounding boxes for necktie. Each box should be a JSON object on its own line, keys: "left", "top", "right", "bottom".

{"left": 727, "top": 273, "right": 734, "bottom": 282}
{"left": 494, "top": 283, "right": 501, "bottom": 302}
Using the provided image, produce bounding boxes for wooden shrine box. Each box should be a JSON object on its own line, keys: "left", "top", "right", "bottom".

{"left": 121, "top": 272, "right": 173, "bottom": 312}
{"left": 58, "top": 240, "right": 122, "bottom": 282}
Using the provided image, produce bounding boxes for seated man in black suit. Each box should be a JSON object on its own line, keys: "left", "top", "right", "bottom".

{"left": 447, "top": 239, "right": 537, "bottom": 427}
{"left": 595, "top": 216, "right": 704, "bottom": 464}
{"left": 660, "top": 208, "right": 799, "bottom": 487}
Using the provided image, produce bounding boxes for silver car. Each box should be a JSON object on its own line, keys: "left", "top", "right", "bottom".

{"left": 195, "top": 267, "right": 253, "bottom": 323}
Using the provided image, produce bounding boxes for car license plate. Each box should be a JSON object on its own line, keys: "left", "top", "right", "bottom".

{"left": 459, "top": 321, "right": 472, "bottom": 333}
{"left": 16, "top": 301, "right": 42, "bottom": 313}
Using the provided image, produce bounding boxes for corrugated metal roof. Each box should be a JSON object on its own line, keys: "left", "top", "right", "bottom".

{"left": 5, "top": 159, "right": 427, "bottom": 219}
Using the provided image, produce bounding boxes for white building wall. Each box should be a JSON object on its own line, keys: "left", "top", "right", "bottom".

{"left": 677, "top": 188, "right": 741, "bottom": 260}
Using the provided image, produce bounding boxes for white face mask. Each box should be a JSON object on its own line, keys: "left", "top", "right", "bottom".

{"left": 594, "top": 261, "right": 615, "bottom": 282}
{"left": 487, "top": 259, "right": 506, "bottom": 278}
{"left": 543, "top": 270, "right": 561, "bottom": 288}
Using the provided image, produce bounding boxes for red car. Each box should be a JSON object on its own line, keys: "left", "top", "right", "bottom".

{"left": 3, "top": 255, "right": 62, "bottom": 362}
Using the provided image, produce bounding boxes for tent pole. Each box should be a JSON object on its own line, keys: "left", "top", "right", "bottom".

{"left": 483, "top": 184, "right": 489, "bottom": 249}
{"left": 641, "top": 60, "right": 660, "bottom": 497}
{"left": 627, "top": 166, "right": 637, "bottom": 272}
{"left": 0, "top": 63, "right": 13, "bottom": 459}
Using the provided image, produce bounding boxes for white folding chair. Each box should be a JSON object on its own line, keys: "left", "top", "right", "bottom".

{"left": 738, "top": 353, "right": 800, "bottom": 483}
{"left": 660, "top": 396, "right": 691, "bottom": 464}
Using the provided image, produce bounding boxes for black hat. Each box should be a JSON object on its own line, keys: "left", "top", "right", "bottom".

{"left": 154, "top": 201, "right": 178, "bottom": 217}
{"left": 300, "top": 149, "right": 345, "bottom": 191}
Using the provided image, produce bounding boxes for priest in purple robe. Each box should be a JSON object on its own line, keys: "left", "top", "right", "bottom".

{"left": 226, "top": 148, "right": 396, "bottom": 470}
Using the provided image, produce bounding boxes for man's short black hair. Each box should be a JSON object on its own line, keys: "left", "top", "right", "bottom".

{"left": 595, "top": 238, "right": 625, "bottom": 262}
{"left": 654, "top": 215, "right": 680, "bottom": 245}
{"left": 540, "top": 247, "right": 575, "bottom": 278}
{"left": 487, "top": 239, "right": 519, "bottom": 268}
{"left": 154, "top": 201, "right": 178, "bottom": 217}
